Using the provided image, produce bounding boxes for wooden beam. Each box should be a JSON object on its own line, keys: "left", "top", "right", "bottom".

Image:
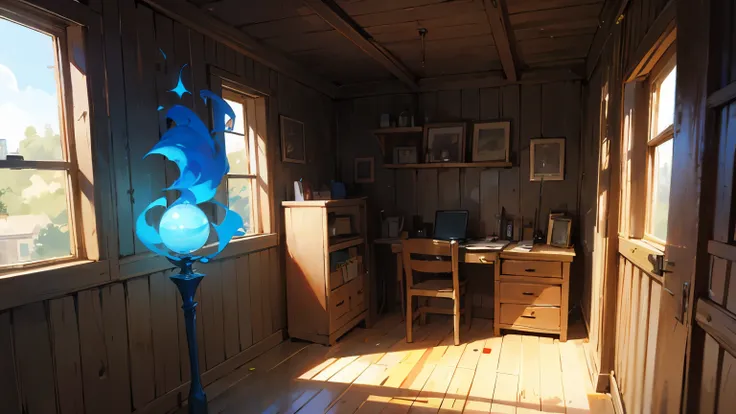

{"left": 482, "top": 0, "right": 517, "bottom": 82}
{"left": 585, "top": 0, "right": 630, "bottom": 79}
{"left": 140, "top": 0, "right": 339, "bottom": 97}
{"left": 338, "top": 67, "right": 584, "bottom": 99}
{"left": 302, "top": 0, "right": 417, "bottom": 90}
{"left": 625, "top": 0, "right": 675, "bottom": 82}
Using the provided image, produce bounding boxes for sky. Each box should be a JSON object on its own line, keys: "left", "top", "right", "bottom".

{"left": 0, "top": 17, "right": 60, "bottom": 154}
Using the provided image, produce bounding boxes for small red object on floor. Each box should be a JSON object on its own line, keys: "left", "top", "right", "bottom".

{"left": 482, "top": 347, "right": 491, "bottom": 354}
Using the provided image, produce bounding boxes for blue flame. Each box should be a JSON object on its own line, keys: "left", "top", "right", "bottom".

{"left": 135, "top": 63, "right": 244, "bottom": 264}
{"left": 169, "top": 64, "right": 191, "bottom": 99}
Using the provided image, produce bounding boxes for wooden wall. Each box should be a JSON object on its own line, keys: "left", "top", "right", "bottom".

{"left": 612, "top": 256, "right": 663, "bottom": 414}
{"left": 336, "top": 81, "right": 582, "bottom": 316}
{"left": 579, "top": 0, "right": 673, "bottom": 390}
{"left": 0, "top": 247, "right": 283, "bottom": 414}
{"left": 0, "top": 0, "right": 335, "bottom": 413}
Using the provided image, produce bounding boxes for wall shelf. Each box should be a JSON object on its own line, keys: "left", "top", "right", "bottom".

{"left": 372, "top": 127, "right": 423, "bottom": 134}
{"left": 384, "top": 161, "right": 513, "bottom": 169}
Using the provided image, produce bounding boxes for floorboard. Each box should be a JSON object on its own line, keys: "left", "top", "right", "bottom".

{"left": 200, "top": 315, "right": 613, "bottom": 414}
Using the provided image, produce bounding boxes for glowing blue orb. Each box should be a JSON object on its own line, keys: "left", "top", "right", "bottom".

{"left": 159, "top": 203, "right": 210, "bottom": 254}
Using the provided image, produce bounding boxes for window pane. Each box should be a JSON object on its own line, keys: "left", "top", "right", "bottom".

{"left": 0, "top": 18, "right": 64, "bottom": 161}
{"left": 223, "top": 98, "right": 245, "bottom": 135}
{"left": 227, "top": 177, "right": 254, "bottom": 234}
{"left": 650, "top": 140, "right": 673, "bottom": 241}
{"left": 654, "top": 66, "right": 676, "bottom": 136}
{"left": 0, "top": 169, "right": 72, "bottom": 266}
{"left": 225, "top": 132, "right": 249, "bottom": 174}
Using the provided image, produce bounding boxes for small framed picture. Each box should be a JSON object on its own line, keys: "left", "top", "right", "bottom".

{"left": 280, "top": 115, "right": 306, "bottom": 163}
{"left": 472, "top": 121, "right": 510, "bottom": 162}
{"left": 530, "top": 138, "right": 565, "bottom": 181}
{"left": 354, "top": 157, "right": 374, "bottom": 183}
{"left": 547, "top": 214, "right": 572, "bottom": 247}
{"left": 424, "top": 123, "right": 465, "bottom": 163}
{"left": 393, "top": 146, "right": 418, "bottom": 164}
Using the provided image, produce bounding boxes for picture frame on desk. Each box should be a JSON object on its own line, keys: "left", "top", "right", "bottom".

{"left": 547, "top": 214, "right": 572, "bottom": 247}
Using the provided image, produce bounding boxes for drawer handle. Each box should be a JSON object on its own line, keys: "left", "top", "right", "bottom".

{"left": 479, "top": 257, "right": 487, "bottom": 263}
{"left": 522, "top": 292, "right": 535, "bottom": 296}
{"left": 525, "top": 268, "right": 536, "bottom": 272}
{"left": 521, "top": 315, "right": 537, "bottom": 319}
{"left": 336, "top": 300, "right": 345, "bottom": 307}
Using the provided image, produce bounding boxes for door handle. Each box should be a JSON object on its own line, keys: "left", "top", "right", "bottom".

{"left": 677, "top": 282, "right": 690, "bottom": 323}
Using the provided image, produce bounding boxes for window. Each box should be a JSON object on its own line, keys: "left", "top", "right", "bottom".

{"left": 222, "top": 88, "right": 261, "bottom": 235}
{"left": 646, "top": 57, "right": 676, "bottom": 243}
{"left": 0, "top": 16, "right": 76, "bottom": 267}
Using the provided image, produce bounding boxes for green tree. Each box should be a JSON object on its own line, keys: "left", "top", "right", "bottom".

{"left": 0, "top": 187, "right": 8, "bottom": 215}
{"left": 33, "top": 224, "right": 70, "bottom": 260}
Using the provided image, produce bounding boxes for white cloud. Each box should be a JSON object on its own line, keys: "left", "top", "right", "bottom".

{"left": 0, "top": 64, "right": 60, "bottom": 153}
{"left": 21, "top": 173, "right": 63, "bottom": 200}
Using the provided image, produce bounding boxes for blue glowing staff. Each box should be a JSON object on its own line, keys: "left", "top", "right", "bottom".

{"left": 135, "top": 66, "right": 244, "bottom": 264}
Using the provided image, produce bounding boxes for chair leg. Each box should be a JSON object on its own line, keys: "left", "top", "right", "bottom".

{"left": 406, "top": 295, "right": 413, "bottom": 343}
{"left": 453, "top": 296, "right": 461, "bottom": 346}
{"left": 420, "top": 298, "right": 428, "bottom": 325}
{"left": 465, "top": 294, "right": 472, "bottom": 328}
{"left": 399, "top": 279, "right": 406, "bottom": 321}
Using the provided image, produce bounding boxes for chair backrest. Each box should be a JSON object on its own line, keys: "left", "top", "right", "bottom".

{"left": 401, "top": 238, "right": 460, "bottom": 290}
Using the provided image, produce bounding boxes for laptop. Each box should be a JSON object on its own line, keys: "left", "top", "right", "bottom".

{"left": 433, "top": 210, "right": 469, "bottom": 241}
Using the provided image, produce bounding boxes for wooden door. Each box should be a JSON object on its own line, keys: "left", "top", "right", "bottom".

{"left": 679, "top": 0, "right": 736, "bottom": 412}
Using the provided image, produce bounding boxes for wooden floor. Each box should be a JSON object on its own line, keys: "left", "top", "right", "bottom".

{"left": 201, "top": 315, "right": 615, "bottom": 413}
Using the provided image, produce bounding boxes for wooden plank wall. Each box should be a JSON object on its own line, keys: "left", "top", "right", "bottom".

{"left": 0, "top": 0, "right": 335, "bottom": 412}
{"left": 0, "top": 247, "right": 282, "bottom": 414}
{"left": 613, "top": 257, "right": 663, "bottom": 414}
{"left": 579, "top": 0, "right": 672, "bottom": 389}
{"left": 337, "top": 81, "right": 582, "bottom": 317}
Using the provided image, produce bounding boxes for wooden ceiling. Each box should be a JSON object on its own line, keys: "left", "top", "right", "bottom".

{"left": 187, "top": 0, "right": 604, "bottom": 89}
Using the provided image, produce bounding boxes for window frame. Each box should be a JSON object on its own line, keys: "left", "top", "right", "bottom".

{"left": 209, "top": 69, "right": 274, "bottom": 238}
{"left": 0, "top": 10, "right": 86, "bottom": 271}
{"left": 644, "top": 50, "right": 676, "bottom": 246}
{"left": 221, "top": 87, "right": 260, "bottom": 235}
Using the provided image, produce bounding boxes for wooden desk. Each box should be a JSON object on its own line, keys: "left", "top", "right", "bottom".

{"left": 378, "top": 240, "right": 575, "bottom": 341}
{"left": 497, "top": 243, "right": 575, "bottom": 341}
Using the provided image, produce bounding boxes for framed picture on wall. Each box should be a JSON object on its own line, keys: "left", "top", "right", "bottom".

{"left": 393, "top": 146, "right": 418, "bottom": 164}
{"left": 530, "top": 138, "right": 565, "bottom": 181}
{"left": 472, "top": 121, "right": 510, "bottom": 162}
{"left": 280, "top": 115, "right": 306, "bottom": 163}
{"left": 424, "top": 123, "right": 466, "bottom": 163}
{"left": 354, "top": 157, "right": 374, "bottom": 183}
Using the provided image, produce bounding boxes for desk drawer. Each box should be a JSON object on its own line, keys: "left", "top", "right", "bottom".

{"left": 329, "top": 284, "right": 350, "bottom": 326}
{"left": 463, "top": 252, "right": 495, "bottom": 264}
{"left": 350, "top": 274, "right": 366, "bottom": 311}
{"left": 500, "top": 304, "right": 560, "bottom": 330}
{"left": 500, "top": 282, "right": 561, "bottom": 306}
{"left": 503, "top": 260, "right": 561, "bottom": 278}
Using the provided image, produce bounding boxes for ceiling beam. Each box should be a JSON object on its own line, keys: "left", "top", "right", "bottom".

{"left": 338, "top": 67, "right": 585, "bottom": 99}
{"left": 483, "top": 0, "right": 518, "bottom": 82}
{"left": 302, "top": 0, "right": 418, "bottom": 91}
{"left": 585, "top": 0, "right": 632, "bottom": 79}
{"left": 141, "top": 0, "right": 339, "bottom": 97}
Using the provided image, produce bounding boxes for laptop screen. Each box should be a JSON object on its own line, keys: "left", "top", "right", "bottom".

{"left": 434, "top": 210, "right": 469, "bottom": 240}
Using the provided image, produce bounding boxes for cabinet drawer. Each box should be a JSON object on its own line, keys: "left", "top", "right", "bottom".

{"left": 500, "top": 304, "right": 560, "bottom": 330}
{"left": 500, "top": 283, "right": 561, "bottom": 306}
{"left": 503, "top": 260, "right": 561, "bottom": 277}
{"left": 329, "top": 284, "right": 350, "bottom": 326}
{"left": 463, "top": 252, "right": 494, "bottom": 264}
{"left": 350, "top": 274, "right": 366, "bottom": 311}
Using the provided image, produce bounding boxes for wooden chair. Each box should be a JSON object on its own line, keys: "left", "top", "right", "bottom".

{"left": 402, "top": 238, "right": 471, "bottom": 346}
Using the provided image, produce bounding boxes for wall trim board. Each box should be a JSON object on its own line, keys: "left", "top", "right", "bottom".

{"left": 134, "top": 330, "right": 285, "bottom": 414}
{"left": 624, "top": 0, "right": 676, "bottom": 82}
{"left": 338, "top": 68, "right": 584, "bottom": 99}
{"left": 140, "top": 0, "right": 339, "bottom": 98}
{"left": 119, "top": 233, "right": 279, "bottom": 280}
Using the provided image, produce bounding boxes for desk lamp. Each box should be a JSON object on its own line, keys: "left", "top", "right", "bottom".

{"left": 136, "top": 64, "right": 244, "bottom": 414}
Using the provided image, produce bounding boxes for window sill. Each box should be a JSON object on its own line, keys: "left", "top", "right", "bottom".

{"left": 0, "top": 259, "right": 109, "bottom": 311}
{"left": 119, "top": 232, "right": 278, "bottom": 280}
{"left": 618, "top": 237, "right": 664, "bottom": 281}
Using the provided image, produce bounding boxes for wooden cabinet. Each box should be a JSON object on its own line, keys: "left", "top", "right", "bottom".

{"left": 494, "top": 244, "right": 575, "bottom": 341}
{"left": 283, "top": 198, "right": 370, "bottom": 345}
